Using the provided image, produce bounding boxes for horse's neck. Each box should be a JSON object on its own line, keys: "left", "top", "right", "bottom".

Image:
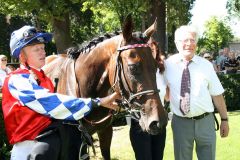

{"left": 43, "top": 56, "right": 78, "bottom": 97}
{"left": 58, "top": 58, "right": 78, "bottom": 96}
{"left": 76, "top": 38, "right": 120, "bottom": 96}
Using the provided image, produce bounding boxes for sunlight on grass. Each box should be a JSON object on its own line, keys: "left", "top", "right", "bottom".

{"left": 90, "top": 111, "right": 240, "bottom": 160}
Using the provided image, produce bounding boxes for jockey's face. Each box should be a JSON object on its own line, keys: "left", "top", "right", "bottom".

{"left": 21, "top": 43, "right": 46, "bottom": 69}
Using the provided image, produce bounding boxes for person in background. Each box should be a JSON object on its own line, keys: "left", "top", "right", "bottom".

{"left": 223, "top": 51, "right": 239, "bottom": 74}
{"left": 0, "top": 55, "right": 12, "bottom": 91}
{"left": 237, "top": 54, "right": 240, "bottom": 70}
{"left": 216, "top": 48, "right": 229, "bottom": 71}
{"left": 164, "top": 25, "right": 229, "bottom": 160}
{"left": 6, "top": 64, "right": 16, "bottom": 72}
{"left": 1, "top": 25, "right": 120, "bottom": 160}
{"left": 216, "top": 49, "right": 224, "bottom": 71}
{"left": 220, "top": 47, "right": 229, "bottom": 71}
{"left": 203, "top": 52, "right": 218, "bottom": 72}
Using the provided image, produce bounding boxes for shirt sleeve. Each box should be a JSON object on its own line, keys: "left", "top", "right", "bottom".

{"left": 207, "top": 64, "right": 224, "bottom": 96}
{"left": 8, "top": 73, "right": 99, "bottom": 121}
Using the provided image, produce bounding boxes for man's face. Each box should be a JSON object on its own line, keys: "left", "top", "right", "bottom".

{"left": 223, "top": 48, "right": 229, "bottom": 56}
{"left": 176, "top": 32, "right": 197, "bottom": 60}
{"left": 22, "top": 43, "right": 46, "bottom": 69}
{"left": 0, "top": 57, "right": 7, "bottom": 66}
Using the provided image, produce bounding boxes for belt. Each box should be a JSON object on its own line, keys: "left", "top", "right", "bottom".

{"left": 175, "top": 112, "right": 211, "bottom": 120}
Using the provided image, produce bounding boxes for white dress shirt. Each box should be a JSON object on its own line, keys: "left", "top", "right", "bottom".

{"left": 156, "top": 69, "right": 166, "bottom": 105}
{"left": 164, "top": 53, "right": 224, "bottom": 117}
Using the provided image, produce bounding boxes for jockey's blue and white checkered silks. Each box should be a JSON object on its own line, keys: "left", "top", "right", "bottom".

{"left": 8, "top": 73, "right": 96, "bottom": 121}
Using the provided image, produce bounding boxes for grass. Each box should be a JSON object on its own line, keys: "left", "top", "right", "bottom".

{"left": 90, "top": 111, "right": 240, "bottom": 160}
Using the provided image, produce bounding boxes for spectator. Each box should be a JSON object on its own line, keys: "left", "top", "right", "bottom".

{"left": 223, "top": 51, "right": 239, "bottom": 74}
{"left": 236, "top": 53, "right": 240, "bottom": 70}
{"left": 7, "top": 64, "right": 16, "bottom": 72}
{"left": 164, "top": 25, "right": 229, "bottom": 160}
{"left": 2, "top": 25, "right": 120, "bottom": 160}
{"left": 216, "top": 48, "right": 229, "bottom": 71}
{"left": 203, "top": 53, "right": 218, "bottom": 72}
{"left": 0, "top": 55, "right": 11, "bottom": 90}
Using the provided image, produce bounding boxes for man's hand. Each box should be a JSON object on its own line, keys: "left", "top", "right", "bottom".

{"left": 220, "top": 120, "right": 229, "bottom": 138}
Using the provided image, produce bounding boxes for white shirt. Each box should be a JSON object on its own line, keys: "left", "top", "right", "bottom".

{"left": 0, "top": 67, "right": 11, "bottom": 87}
{"left": 164, "top": 53, "right": 224, "bottom": 117}
{"left": 156, "top": 69, "right": 166, "bottom": 105}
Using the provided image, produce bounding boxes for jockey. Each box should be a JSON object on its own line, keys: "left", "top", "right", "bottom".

{"left": 2, "top": 25, "right": 120, "bottom": 160}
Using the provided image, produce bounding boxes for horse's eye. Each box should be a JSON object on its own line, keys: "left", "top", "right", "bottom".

{"left": 128, "top": 63, "right": 141, "bottom": 75}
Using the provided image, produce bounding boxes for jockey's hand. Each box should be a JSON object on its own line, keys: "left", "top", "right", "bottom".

{"left": 99, "top": 92, "right": 121, "bottom": 111}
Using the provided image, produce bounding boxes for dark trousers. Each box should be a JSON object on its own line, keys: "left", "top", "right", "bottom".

{"left": 28, "top": 121, "right": 83, "bottom": 160}
{"left": 130, "top": 119, "right": 166, "bottom": 160}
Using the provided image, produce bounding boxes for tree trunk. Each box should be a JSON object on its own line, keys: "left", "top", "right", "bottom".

{"left": 51, "top": 13, "right": 72, "bottom": 54}
{"left": 148, "top": 0, "right": 166, "bottom": 53}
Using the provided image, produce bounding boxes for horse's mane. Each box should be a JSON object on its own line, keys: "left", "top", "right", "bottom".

{"left": 148, "top": 39, "right": 165, "bottom": 74}
{"left": 67, "top": 31, "right": 147, "bottom": 60}
{"left": 67, "top": 31, "right": 121, "bottom": 59}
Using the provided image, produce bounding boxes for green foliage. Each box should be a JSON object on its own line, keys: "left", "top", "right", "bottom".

{"left": 0, "top": 14, "right": 9, "bottom": 56}
{"left": 197, "top": 17, "right": 234, "bottom": 54}
{"left": 0, "top": 0, "right": 197, "bottom": 54}
{"left": 227, "top": 0, "right": 240, "bottom": 18}
{"left": 218, "top": 73, "right": 240, "bottom": 111}
{"left": 0, "top": 14, "right": 33, "bottom": 59}
{"left": 166, "top": 0, "right": 195, "bottom": 53}
{"left": 0, "top": 96, "right": 11, "bottom": 160}
{"left": 83, "top": 0, "right": 147, "bottom": 32}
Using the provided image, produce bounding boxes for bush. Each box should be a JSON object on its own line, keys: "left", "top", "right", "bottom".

{"left": 218, "top": 73, "right": 240, "bottom": 110}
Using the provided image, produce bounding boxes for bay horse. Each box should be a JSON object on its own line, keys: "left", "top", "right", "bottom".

{"left": 43, "top": 15, "right": 168, "bottom": 160}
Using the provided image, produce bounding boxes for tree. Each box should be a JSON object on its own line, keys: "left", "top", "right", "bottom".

{"left": 227, "top": 0, "right": 240, "bottom": 18}
{"left": 0, "top": 0, "right": 97, "bottom": 54}
{"left": 197, "top": 17, "right": 234, "bottom": 55}
{"left": 0, "top": 0, "right": 196, "bottom": 55}
{"left": 166, "top": 0, "right": 195, "bottom": 53}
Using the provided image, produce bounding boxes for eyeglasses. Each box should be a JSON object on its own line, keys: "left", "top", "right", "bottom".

{"left": 179, "top": 39, "right": 196, "bottom": 44}
{"left": 1, "top": 59, "right": 7, "bottom": 61}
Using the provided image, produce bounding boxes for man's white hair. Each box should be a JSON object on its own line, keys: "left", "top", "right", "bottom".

{"left": 174, "top": 25, "right": 198, "bottom": 43}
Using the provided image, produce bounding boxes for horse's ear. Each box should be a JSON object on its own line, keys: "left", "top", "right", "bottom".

{"left": 143, "top": 18, "right": 157, "bottom": 41}
{"left": 122, "top": 14, "right": 133, "bottom": 43}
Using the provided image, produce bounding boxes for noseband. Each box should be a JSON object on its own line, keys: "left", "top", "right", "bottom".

{"left": 112, "top": 42, "right": 160, "bottom": 113}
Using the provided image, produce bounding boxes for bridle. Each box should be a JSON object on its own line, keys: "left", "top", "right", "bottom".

{"left": 75, "top": 39, "right": 160, "bottom": 125}
{"left": 111, "top": 41, "right": 160, "bottom": 114}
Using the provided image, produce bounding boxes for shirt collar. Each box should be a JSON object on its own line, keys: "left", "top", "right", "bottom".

{"left": 20, "top": 64, "right": 41, "bottom": 71}
{"left": 174, "top": 53, "right": 199, "bottom": 64}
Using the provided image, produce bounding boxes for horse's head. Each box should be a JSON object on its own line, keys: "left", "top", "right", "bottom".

{"left": 109, "top": 15, "right": 168, "bottom": 135}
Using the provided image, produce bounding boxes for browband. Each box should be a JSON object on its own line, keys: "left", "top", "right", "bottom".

{"left": 117, "top": 43, "right": 149, "bottom": 51}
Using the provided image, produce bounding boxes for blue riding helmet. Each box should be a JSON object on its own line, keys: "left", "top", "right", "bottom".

{"left": 10, "top": 25, "right": 52, "bottom": 58}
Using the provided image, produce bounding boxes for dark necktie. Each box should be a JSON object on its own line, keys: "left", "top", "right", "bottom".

{"left": 180, "top": 61, "right": 191, "bottom": 115}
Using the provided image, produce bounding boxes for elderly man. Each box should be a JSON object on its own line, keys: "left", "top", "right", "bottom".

{"left": 164, "top": 25, "right": 229, "bottom": 160}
